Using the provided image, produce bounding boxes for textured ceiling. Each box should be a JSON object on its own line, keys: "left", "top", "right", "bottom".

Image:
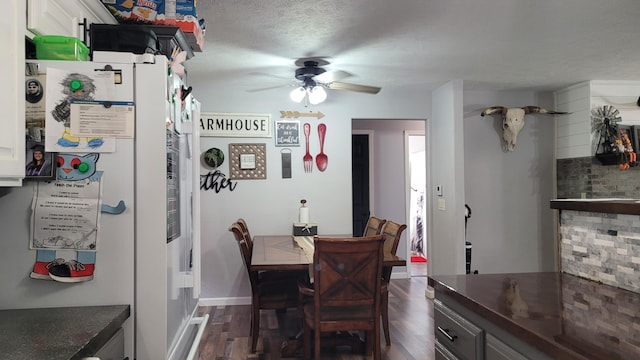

{"left": 186, "top": 0, "right": 640, "bottom": 93}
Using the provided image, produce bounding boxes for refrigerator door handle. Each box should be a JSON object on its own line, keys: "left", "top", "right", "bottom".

{"left": 186, "top": 315, "right": 209, "bottom": 360}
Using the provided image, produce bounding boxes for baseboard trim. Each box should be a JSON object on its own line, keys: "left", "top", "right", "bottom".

{"left": 199, "top": 296, "right": 251, "bottom": 306}
{"left": 391, "top": 271, "right": 409, "bottom": 279}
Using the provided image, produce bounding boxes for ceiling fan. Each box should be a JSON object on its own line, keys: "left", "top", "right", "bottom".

{"left": 249, "top": 58, "right": 381, "bottom": 104}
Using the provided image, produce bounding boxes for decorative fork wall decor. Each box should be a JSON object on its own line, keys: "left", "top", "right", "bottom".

{"left": 301, "top": 122, "right": 328, "bottom": 173}
{"left": 303, "top": 123, "right": 313, "bottom": 173}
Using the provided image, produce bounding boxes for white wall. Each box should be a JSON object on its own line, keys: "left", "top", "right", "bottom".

{"left": 463, "top": 90, "right": 556, "bottom": 273}
{"left": 191, "top": 82, "right": 431, "bottom": 304}
{"left": 555, "top": 82, "right": 591, "bottom": 159}
{"left": 428, "top": 81, "right": 466, "bottom": 276}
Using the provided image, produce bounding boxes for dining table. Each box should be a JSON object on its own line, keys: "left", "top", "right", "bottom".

{"left": 250, "top": 234, "right": 407, "bottom": 357}
{"left": 251, "top": 234, "right": 407, "bottom": 271}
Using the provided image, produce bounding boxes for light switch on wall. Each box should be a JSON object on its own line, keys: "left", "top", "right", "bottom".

{"left": 437, "top": 198, "right": 446, "bottom": 211}
{"left": 436, "top": 185, "right": 443, "bottom": 196}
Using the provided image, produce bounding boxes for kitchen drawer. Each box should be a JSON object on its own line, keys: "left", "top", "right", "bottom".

{"left": 434, "top": 299, "right": 483, "bottom": 360}
{"left": 486, "top": 333, "right": 528, "bottom": 360}
{"left": 436, "top": 339, "right": 461, "bottom": 360}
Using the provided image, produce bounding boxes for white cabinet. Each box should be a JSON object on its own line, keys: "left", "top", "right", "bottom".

{"left": 0, "top": 0, "right": 26, "bottom": 187}
{"left": 27, "top": 0, "right": 116, "bottom": 41}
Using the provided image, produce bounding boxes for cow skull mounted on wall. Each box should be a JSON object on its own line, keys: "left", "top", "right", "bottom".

{"left": 480, "top": 106, "right": 569, "bottom": 152}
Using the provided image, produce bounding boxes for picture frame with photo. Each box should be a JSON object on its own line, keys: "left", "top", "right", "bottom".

{"left": 25, "top": 71, "right": 55, "bottom": 180}
{"left": 229, "top": 143, "right": 266, "bottom": 179}
{"left": 25, "top": 141, "right": 55, "bottom": 180}
{"left": 633, "top": 126, "right": 640, "bottom": 154}
{"left": 618, "top": 125, "right": 635, "bottom": 152}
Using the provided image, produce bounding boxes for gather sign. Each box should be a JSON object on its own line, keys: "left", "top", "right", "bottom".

{"left": 200, "top": 113, "right": 271, "bottom": 137}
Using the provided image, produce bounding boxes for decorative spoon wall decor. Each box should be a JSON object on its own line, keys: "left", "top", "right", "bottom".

{"left": 316, "top": 123, "right": 328, "bottom": 171}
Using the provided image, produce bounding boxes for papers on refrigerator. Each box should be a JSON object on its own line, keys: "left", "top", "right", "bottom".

{"left": 30, "top": 178, "right": 103, "bottom": 251}
{"left": 45, "top": 67, "right": 117, "bottom": 153}
{"left": 70, "top": 100, "right": 135, "bottom": 138}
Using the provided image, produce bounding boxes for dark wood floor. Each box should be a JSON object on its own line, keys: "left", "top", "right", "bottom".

{"left": 196, "top": 277, "right": 435, "bottom": 360}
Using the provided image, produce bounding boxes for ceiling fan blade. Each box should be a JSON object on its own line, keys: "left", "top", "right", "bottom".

{"left": 246, "top": 83, "right": 294, "bottom": 93}
{"left": 327, "top": 81, "right": 381, "bottom": 94}
{"left": 315, "top": 70, "right": 352, "bottom": 83}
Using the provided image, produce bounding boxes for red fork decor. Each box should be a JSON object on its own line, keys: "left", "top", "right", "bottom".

{"left": 303, "top": 123, "right": 313, "bottom": 173}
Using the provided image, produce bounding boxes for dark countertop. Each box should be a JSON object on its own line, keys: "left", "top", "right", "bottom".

{"left": 0, "top": 305, "right": 130, "bottom": 360}
{"left": 550, "top": 198, "right": 640, "bottom": 215}
{"left": 429, "top": 272, "right": 640, "bottom": 360}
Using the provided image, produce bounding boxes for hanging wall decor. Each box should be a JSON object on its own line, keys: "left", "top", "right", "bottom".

{"left": 202, "top": 147, "right": 224, "bottom": 169}
{"left": 229, "top": 143, "right": 267, "bottom": 179}
{"left": 591, "top": 105, "right": 622, "bottom": 165}
{"left": 316, "top": 123, "right": 328, "bottom": 172}
{"left": 280, "top": 110, "right": 325, "bottom": 120}
{"left": 275, "top": 120, "right": 300, "bottom": 147}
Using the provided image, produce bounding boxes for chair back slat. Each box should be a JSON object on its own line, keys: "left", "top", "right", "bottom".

{"left": 237, "top": 218, "right": 253, "bottom": 252}
{"left": 363, "top": 216, "right": 386, "bottom": 237}
{"left": 228, "top": 222, "right": 259, "bottom": 287}
{"left": 380, "top": 221, "right": 407, "bottom": 281}
{"left": 381, "top": 221, "right": 407, "bottom": 256}
{"left": 313, "top": 235, "right": 384, "bottom": 308}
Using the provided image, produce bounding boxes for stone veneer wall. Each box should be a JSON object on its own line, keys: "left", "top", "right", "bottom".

{"left": 561, "top": 274, "right": 640, "bottom": 356}
{"left": 559, "top": 210, "right": 640, "bottom": 293}
{"left": 557, "top": 156, "right": 640, "bottom": 199}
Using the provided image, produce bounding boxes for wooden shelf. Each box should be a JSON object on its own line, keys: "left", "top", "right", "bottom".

{"left": 550, "top": 199, "right": 640, "bottom": 215}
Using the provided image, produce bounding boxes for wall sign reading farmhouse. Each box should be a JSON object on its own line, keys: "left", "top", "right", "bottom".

{"left": 200, "top": 113, "right": 272, "bottom": 137}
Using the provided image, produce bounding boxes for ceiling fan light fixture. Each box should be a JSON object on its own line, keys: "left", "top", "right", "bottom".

{"left": 308, "top": 86, "right": 327, "bottom": 105}
{"left": 290, "top": 86, "right": 306, "bottom": 103}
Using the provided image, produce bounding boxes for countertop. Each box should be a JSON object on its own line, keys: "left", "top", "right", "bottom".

{"left": 0, "top": 304, "right": 130, "bottom": 360}
{"left": 429, "top": 272, "right": 640, "bottom": 360}
{"left": 550, "top": 198, "right": 640, "bottom": 215}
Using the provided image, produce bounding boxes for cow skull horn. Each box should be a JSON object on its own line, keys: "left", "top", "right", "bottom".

{"left": 481, "top": 106, "right": 569, "bottom": 152}
{"left": 480, "top": 106, "right": 507, "bottom": 117}
{"left": 522, "top": 106, "right": 568, "bottom": 115}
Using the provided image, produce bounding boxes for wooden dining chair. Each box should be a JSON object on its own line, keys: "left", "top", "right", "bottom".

{"left": 236, "top": 218, "right": 252, "bottom": 251}
{"left": 228, "top": 222, "right": 300, "bottom": 353}
{"left": 379, "top": 220, "right": 407, "bottom": 346}
{"left": 363, "top": 216, "right": 386, "bottom": 237}
{"left": 298, "top": 235, "right": 385, "bottom": 360}
{"left": 235, "top": 218, "right": 308, "bottom": 284}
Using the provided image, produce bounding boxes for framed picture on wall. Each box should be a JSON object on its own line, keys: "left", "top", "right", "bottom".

{"left": 633, "top": 126, "right": 640, "bottom": 154}
{"left": 275, "top": 120, "right": 300, "bottom": 147}
{"left": 229, "top": 143, "right": 267, "bottom": 179}
{"left": 619, "top": 125, "right": 635, "bottom": 151}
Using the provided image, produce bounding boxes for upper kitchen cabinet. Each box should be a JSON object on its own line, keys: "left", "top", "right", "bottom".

{"left": 0, "top": 0, "right": 26, "bottom": 186}
{"left": 27, "top": 0, "right": 116, "bottom": 42}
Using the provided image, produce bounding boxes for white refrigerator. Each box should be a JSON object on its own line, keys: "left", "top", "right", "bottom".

{"left": 0, "top": 53, "right": 204, "bottom": 360}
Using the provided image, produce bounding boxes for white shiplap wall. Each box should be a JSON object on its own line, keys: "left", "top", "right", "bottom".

{"left": 555, "top": 82, "right": 591, "bottom": 159}
{"left": 555, "top": 80, "right": 640, "bottom": 159}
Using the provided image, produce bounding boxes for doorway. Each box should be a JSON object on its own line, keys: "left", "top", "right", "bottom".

{"left": 351, "top": 131, "right": 374, "bottom": 236}
{"left": 405, "top": 131, "right": 427, "bottom": 276}
{"left": 352, "top": 120, "right": 426, "bottom": 279}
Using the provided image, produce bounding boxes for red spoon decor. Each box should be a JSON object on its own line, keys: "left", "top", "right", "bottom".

{"left": 316, "top": 123, "right": 328, "bottom": 172}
